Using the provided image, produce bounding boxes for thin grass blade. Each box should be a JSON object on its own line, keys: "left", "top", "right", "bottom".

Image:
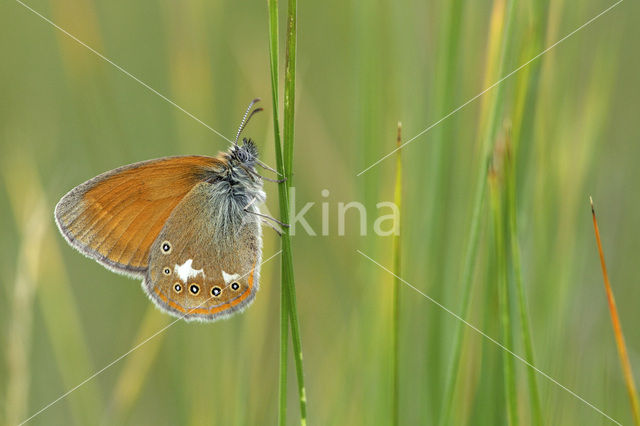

{"left": 489, "top": 159, "right": 518, "bottom": 425}
{"left": 267, "top": 0, "right": 307, "bottom": 423}
{"left": 392, "top": 122, "right": 403, "bottom": 426}
{"left": 439, "top": 0, "right": 519, "bottom": 423}
{"left": 505, "top": 133, "right": 542, "bottom": 425}
{"left": 590, "top": 197, "right": 640, "bottom": 425}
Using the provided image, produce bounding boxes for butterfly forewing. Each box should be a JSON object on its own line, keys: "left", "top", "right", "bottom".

{"left": 144, "top": 182, "right": 262, "bottom": 321}
{"left": 55, "top": 156, "right": 224, "bottom": 276}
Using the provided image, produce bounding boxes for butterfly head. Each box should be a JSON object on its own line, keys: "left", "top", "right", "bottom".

{"left": 229, "top": 138, "right": 259, "bottom": 167}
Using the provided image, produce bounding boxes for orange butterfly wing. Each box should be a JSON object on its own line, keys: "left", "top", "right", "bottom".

{"left": 55, "top": 156, "right": 225, "bottom": 276}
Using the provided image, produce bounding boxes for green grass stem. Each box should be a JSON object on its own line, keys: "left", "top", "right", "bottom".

{"left": 504, "top": 2, "right": 549, "bottom": 423}
{"left": 489, "top": 164, "right": 518, "bottom": 425}
{"left": 439, "top": 0, "right": 519, "bottom": 423}
{"left": 391, "top": 122, "right": 403, "bottom": 426}
{"left": 4, "top": 190, "right": 46, "bottom": 426}
{"left": 108, "top": 308, "right": 169, "bottom": 423}
{"left": 266, "top": 1, "right": 289, "bottom": 424}
{"left": 424, "top": 1, "right": 464, "bottom": 416}
{"left": 505, "top": 136, "right": 542, "bottom": 425}
{"left": 267, "top": 0, "right": 307, "bottom": 424}
{"left": 3, "top": 158, "right": 103, "bottom": 425}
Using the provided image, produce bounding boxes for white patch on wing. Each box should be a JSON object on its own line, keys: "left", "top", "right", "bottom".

{"left": 174, "top": 259, "right": 204, "bottom": 283}
{"left": 222, "top": 270, "right": 240, "bottom": 284}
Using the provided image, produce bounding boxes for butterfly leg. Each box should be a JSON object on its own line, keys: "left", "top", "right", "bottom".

{"left": 260, "top": 218, "right": 283, "bottom": 236}
{"left": 245, "top": 167, "right": 286, "bottom": 183}
{"left": 256, "top": 159, "right": 280, "bottom": 174}
{"left": 243, "top": 197, "right": 290, "bottom": 228}
{"left": 259, "top": 174, "right": 287, "bottom": 183}
{"left": 248, "top": 210, "right": 290, "bottom": 228}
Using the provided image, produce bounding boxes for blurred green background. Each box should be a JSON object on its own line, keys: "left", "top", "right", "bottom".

{"left": 1, "top": 0, "right": 639, "bottom": 424}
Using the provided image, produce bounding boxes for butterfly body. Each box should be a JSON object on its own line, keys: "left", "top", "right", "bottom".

{"left": 55, "top": 137, "right": 266, "bottom": 322}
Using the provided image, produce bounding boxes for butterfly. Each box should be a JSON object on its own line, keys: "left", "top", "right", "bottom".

{"left": 54, "top": 99, "right": 282, "bottom": 322}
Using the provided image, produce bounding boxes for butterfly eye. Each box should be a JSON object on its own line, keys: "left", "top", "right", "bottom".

{"left": 163, "top": 267, "right": 171, "bottom": 275}
{"left": 173, "top": 283, "right": 183, "bottom": 293}
{"left": 231, "top": 282, "right": 240, "bottom": 291}
{"left": 161, "top": 241, "right": 172, "bottom": 254}
{"left": 211, "top": 286, "right": 222, "bottom": 297}
{"left": 189, "top": 284, "right": 200, "bottom": 295}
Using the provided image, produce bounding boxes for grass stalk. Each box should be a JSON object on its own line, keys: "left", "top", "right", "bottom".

{"left": 283, "top": 0, "right": 307, "bottom": 422}
{"left": 283, "top": 0, "right": 297, "bottom": 178}
{"left": 108, "top": 308, "right": 169, "bottom": 423}
{"left": 439, "top": 0, "right": 518, "bottom": 423}
{"left": 489, "top": 163, "right": 518, "bottom": 425}
{"left": 266, "top": 1, "right": 289, "bottom": 424}
{"left": 502, "top": 2, "right": 549, "bottom": 421}
{"left": 391, "top": 122, "right": 403, "bottom": 426}
{"left": 590, "top": 197, "right": 640, "bottom": 425}
{"left": 267, "top": 0, "right": 307, "bottom": 424}
{"left": 505, "top": 136, "right": 542, "bottom": 425}
{"left": 3, "top": 153, "right": 103, "bottom": 425}
{"left": 4, "top": 196, "right": 47, "bottom": 426}
{"left": 424, "top": 1, "right": 463, "bottom": 416}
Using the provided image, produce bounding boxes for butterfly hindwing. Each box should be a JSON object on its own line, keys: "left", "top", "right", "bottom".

{"left": 55, "top": 156, "right": 224, "bottom": 276}
{"left": 144, "top": 182, "right": 262, "bottom": 321}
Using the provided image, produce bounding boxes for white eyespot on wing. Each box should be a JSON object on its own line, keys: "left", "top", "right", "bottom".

{"left": 222, "top": 270, "right": 240, "bottom": 284}
{"left": 174, "top": 259, "right": 205, "bottom": 283}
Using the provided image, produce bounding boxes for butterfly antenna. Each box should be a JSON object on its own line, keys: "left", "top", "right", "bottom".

{"left": 235, "top": 98, "right": 263, "bottom": 146}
